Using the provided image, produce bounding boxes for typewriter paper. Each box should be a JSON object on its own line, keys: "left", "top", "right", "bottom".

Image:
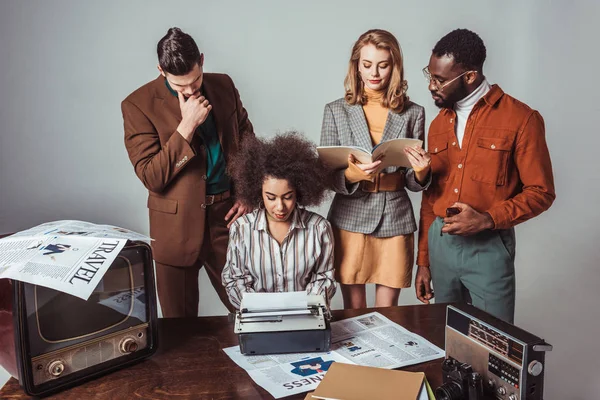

{"left": 242, "top": 291, "right": 309, "bottom": 312}
{"left": 224, "top": 311, "right": 444, "bottom": 398}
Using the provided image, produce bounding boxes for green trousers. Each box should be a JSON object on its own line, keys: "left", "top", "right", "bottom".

{"left": 428, "top": 217, "right": 516, "bottom": 323}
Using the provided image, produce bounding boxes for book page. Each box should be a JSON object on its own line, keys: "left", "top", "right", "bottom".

{"left": 371, "top": 138, "right": 423, "bottom": 169}
{"left": 316, "top": 146, "right": 372, "bottom": 169}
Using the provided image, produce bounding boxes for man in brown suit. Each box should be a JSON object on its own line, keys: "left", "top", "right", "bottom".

{"left": 122, "top": 27, "right": 254, "bottom": 317}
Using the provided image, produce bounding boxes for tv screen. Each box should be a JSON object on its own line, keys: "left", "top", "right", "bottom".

{"left": 26, "top": 253, "right": 148, "bottom": 357}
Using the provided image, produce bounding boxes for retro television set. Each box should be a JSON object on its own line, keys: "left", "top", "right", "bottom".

{"left": 0, "top": 240, "right": 158, "bottom": 397}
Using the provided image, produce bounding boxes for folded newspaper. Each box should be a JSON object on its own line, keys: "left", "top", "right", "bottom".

{"left": 0, "top": 220, "right": 151, "bottom": 300}
{"left": 224, "top": 311, "right": 445, "bottom": 399}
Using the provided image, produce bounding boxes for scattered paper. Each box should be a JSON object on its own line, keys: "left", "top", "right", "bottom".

{"left": 224, "top": 347, "right": 352, "bottom": 399}
{"left": 0, "top": 220, "right": 152, "bottom": 300}
{"left": 8, "top": 220, "right": 151, "bottom": 242}
{"left": 224, "top": 311, "right": 445, "bottom": 398}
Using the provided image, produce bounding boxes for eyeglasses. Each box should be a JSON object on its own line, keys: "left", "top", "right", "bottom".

{"left": 422, "top": 67, "right": 476, "bottom": 92}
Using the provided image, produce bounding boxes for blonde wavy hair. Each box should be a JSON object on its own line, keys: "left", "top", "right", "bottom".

{"left": 344, "top": 29, "right": 409, "bottom": 113}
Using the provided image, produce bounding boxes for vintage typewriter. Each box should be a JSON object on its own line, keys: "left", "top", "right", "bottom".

{"left": 234, "top": 293, "right": 331, "bottom": 355}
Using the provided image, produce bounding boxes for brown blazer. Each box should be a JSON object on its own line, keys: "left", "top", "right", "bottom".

{"left": 122, "top": 73, "right": 254, "bottom": 266}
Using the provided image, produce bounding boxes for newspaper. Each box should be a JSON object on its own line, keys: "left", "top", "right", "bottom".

{"left": 8, "top": 220, "right": 151, "bottom": 242}
{"left": 0, "top": 220, "right": 152, "bottom": 300}
{"left": 224, "top": 311, "right": 444, "bottom": 398}
{"left": 330, "top": 312, "right": 444, "bottom": 368}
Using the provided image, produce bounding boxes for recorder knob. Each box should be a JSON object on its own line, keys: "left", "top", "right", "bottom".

{"left": 528, "top": 360, "right": 543, "bottom": 376}
{"left": 497, "top": 386, "right": 507, "bottom": 396}
{"left": 119, "top": 337, "right": 138, "bottom": 354}
{"left": 48, "top": 360, "right": 65, "bottom": 377}
{"left": 508, "top": 394, "right": 518, "bottom": 400}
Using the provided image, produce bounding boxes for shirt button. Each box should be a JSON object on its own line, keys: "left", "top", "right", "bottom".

{"left": 434, "top": 147, "right": 438, "bottom": 152}
{"left": 201, "top": 174, "right": 207, "bottom": 180}
{"left": 452, "top": 142, "right": 456, "bottom": 146}
{"left": 454, "top": 188, "right": 459, "bottom": 193}
{"left": 449, "top": 118, "right": 453, "bottom": 123}
{"left": 458, "top": 164, "right": 463, "bottom": 169}
{"left": 491, "top": 144, "right": 496, "bottom": 149}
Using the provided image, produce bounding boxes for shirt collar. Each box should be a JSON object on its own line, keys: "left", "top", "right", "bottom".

{"left": 254, "top": 207, "right": 305, "bottom": 232}
{"left": 440, "top": 83, "right": 504, "bottom": 117}
{"left": 455, "top": 79, "right": 491, "bottom": 111}
{"left": 482, "top": 83, "right": 504, "bottom": 107}
{"left": 164, "top": 79, "right": 178, "bottom": 97}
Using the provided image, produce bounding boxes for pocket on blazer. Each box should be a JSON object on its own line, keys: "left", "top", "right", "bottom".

{"left": 147, "top": 196, "right": 178, "bottom": 214}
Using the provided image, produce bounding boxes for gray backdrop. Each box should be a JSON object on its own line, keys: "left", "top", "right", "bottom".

{"left": 1, "top": 1, "right": 598, "bottom": 398}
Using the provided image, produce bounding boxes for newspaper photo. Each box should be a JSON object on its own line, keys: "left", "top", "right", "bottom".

{"left": 0, "top": 220, "right": 151, "bottom": 300}
{"left": 223, "top": 312, "right": 444, "bottom": 398}
{"left": 223, "top": 347, "right": 355, "bottom": 399}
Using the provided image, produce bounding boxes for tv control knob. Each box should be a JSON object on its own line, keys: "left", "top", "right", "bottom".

{"left": 48, "top": 360, "right": 65, "bottom": 377}
{"left": 509, "top": 394, "right": 518, "bottom": 400}
{"left": 528, "top": 360, "right": 543, "bottom": 376}
{"left": 120, "top": 338, "right": 138, "bottom": 354}
{"left": 487, "top": 379, "right": 495, "bottom": 389}
{"left": 498, "top": 386, "right": 507, "bottom": 395}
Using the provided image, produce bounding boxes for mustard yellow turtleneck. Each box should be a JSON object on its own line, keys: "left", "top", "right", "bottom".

{"left": 362, "top": 86, "right": 389, "bottom": 146}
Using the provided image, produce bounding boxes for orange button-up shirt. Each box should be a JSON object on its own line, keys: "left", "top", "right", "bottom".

{"left": 417, "top": 85, "right": 555, "bottom": 267}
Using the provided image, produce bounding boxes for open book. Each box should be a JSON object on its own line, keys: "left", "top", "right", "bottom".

{"left": 317, "top": 138, "right": 422, "bottom": 170}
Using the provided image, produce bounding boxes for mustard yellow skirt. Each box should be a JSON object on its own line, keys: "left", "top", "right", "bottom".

{"left": 332, "top": 227, "right": 414, "bottom": 289}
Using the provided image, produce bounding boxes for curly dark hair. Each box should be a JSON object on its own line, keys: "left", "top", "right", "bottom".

{"left": 228, "top": 132, "right": 331, "bottom": 208}
{"left": 432, "top": 29, "right": 487, "bottom": 70}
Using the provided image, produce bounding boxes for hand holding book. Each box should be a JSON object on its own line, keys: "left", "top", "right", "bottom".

{"left": 403, "top": 145, "right": 431, "bottom": 184}
{"left": 344, "top": 154, "right": 382, "bottom": 183}
{"left": 317, "top": 138, "right": 423, "bottom": 170}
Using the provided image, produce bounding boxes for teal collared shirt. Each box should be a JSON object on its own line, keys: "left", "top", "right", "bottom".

{"left": 165, "top": 80, "right": 230, "bottom": 195}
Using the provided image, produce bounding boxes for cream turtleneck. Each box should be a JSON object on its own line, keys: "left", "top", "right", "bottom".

{"left": 454, "top": 79, "right": 491, "bottom": 148}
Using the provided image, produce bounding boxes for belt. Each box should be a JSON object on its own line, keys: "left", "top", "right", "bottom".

{"left": 201, "top": 190, "right": 232, "bottom": 208}
{"left": 360, "top": 171, "right": 405, "bottom": 193}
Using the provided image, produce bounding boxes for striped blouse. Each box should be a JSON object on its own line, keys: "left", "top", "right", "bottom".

{"left": 221, "top": 207, "right": 337, "bottom": 309}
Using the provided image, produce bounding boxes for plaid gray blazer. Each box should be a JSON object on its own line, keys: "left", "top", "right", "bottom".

{"left": 320, "top": 98, "right": 429, "bottom": 237}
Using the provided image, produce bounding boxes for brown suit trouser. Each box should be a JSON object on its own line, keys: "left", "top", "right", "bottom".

{"left": 155, "top": 197, "right": 235, "bottom": 317}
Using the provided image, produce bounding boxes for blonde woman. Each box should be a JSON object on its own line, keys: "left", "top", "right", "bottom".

{"left": 320, "top": 29, "right": 431, "bottom": 309}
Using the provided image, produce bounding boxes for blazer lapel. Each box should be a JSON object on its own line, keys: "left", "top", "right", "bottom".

{"left": 381, "top": 110, "right": 406, "bottom": 143}
{"left": 202, "top": 77, "right": 228, "bottom": 149}
{"left": 155, "top": 76, "right": 183, "bottom": 127}
{"left": 346, "top": 103, "right": 374, "bottom": 151}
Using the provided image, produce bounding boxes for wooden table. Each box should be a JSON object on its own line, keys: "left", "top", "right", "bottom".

{"left": 0, "top": 304, "right": 448, "bottom": 399}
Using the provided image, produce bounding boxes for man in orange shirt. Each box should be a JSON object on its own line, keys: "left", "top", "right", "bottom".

{"left": 415, "top": 29, "right": 555, "bottom": 323}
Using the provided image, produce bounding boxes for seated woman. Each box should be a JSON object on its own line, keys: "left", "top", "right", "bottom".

{"left": 222, "top": 132, "right": 337, "bottom": 309}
